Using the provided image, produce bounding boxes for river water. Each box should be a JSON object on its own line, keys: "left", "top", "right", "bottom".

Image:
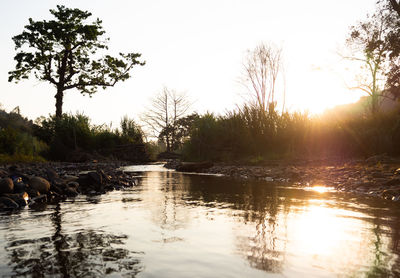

{"left": 0, "top": 164, "right": 399, "bottom": 277}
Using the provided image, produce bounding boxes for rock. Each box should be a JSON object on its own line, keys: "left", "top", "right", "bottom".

{"left": 164, "top": 160, "right": 182, "bottom": 169}
{"left": 3, "top": 193, "right": 28, "bottom": 207}
{"left": 30, "top": 195, "right": 47, "bottom": 204}
{"left": 63, "top": 175, "right": 79, "bottom": 182}
{"left": 381, "top": 188, "right": 400, "bottom": 200}
{"left": 0, "top": 169, "right": 9, "bottom": 178}
{"left": 98, "top": 169, "right": 111, "bottom": 183}
{"left": 12, "top": 177, "right": 26, "bottom": 193}
{"left": 26, "top": 188, "right": 40, "bottom": 198}
{"left": 385, "top": 178, "right": 400, "bottom": 187}
{"left": 78, "top": 171, "right": 104, "bottom": 192}
{"left": 65, "top": 186, "right": 78, "bottom": 197}
{"left": 29, "top": 177, "right": 51, "bottom": 194}
{"left": 46, "top": 168, "right": 59, "bottom": 181}
{"left": 0, "top": 197, "right": 19, "bottom": 209}
{"left": 67, "top": 181, "right": 79, "bottom": 189}
{"left": 50, "top": 184, "right": 63, "bottom": 195}
{"left": 88, "top": 171, "right": 103, "bottom": 185}
{"left": 372, "top": 171, "right": 384, "bottom": 178}
{"left": 8, "top": 165, "right": 19, "bottom": 174}
{"left": 0, "top": 178, "right": 14, "bottom": 194}
{"left": 176, "top": 162, "right": 213, "bottom": 172}
{"left": 366, "top": 154, "right": 388, "bottom": 164}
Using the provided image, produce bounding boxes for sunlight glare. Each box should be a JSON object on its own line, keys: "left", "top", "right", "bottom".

{"left": 291, "top": 205, "right": 354, "bottom": 257}
{"left": 304, "top": 185, "right": 333, "bottom": 194}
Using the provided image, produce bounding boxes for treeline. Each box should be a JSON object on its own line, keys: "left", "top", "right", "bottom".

{"left": 181, "top": 103, "right": 400, "bottom": 162}
{"left": 0, "top": 107, "right": 146, "bottom": 162}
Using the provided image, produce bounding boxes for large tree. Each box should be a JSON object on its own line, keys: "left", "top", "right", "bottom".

{"left": 8, "top": 5, "right": 145, "bottom": 118}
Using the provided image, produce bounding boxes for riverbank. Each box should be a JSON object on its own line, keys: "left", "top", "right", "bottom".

{"left": 0, "top": 161, "right": 139, "bottom": 209}
{"left": 169, "top": 156, "right": 400, "bottom": 201}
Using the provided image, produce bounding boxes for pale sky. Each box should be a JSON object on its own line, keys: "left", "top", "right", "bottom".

{"left": 0, "top": 0, "right": 376, "bottom": 126}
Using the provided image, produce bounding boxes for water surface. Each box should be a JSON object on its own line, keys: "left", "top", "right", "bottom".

{"left": 0, "top": 165, "right": 399, "bottom": 277}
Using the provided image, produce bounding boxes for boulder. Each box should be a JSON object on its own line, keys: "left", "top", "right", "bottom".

{"left": 77, "top": 171, "right": 104, "bottom": 192}
{"left": 0, "top": 178, "right": 14, "bottom": 194}
{"left": 29, "top": 177, "right": 51, "bottom": 194}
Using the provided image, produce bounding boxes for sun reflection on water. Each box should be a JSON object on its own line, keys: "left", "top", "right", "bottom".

{"left": 303, "top": 185, "right": 334, "bottom": 194}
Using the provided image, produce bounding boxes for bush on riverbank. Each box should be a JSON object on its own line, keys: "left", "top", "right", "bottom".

{"left": 33, "top": 114, "right": 145, "bottom": 161}
{"left": 0, "top": 107, "right": 48, "bottom": 162}
{"left": 182, "top": 104, "right": 400, "bottom": 162}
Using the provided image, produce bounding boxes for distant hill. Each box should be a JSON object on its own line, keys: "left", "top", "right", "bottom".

{"left": 323, "top": 95, "right": 400, "bottom": 119}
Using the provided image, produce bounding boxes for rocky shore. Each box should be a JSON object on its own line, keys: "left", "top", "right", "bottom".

{"left": 0, "top": 161, "right": 139, "bottom": 210}
{"left": 168, "top": 155, "right": 400, "bottom": 201}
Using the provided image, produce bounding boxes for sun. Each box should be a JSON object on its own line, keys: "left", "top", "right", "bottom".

{"left": 286, "top": 67, "right": 363, "bottom": 115}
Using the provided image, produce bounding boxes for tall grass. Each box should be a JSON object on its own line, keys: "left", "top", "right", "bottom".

{"left": 182, "top": 105, "right": 400, "bottom": 162}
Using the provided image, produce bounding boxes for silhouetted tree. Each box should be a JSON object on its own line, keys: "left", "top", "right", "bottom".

{"left": 344, "top": 7, "right": 394, "bottom": 114}
{"left": 141, "top": 87, "right": 192, "bottom": 152}
{"left": 159, "top": 113, "right": 199, "bottom": 151}
{"left": 8, "top": 5, "right": 145, "bottom": 118}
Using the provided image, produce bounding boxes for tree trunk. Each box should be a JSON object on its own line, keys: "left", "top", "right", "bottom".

{"left": 166, "top": 133, "right": 171, "bottom": 152}
{"left": 55, "top": 88, "right": 64, "bottom": 118}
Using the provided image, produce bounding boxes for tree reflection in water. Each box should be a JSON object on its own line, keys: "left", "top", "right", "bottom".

{"left": 184, "top": 176, "right": 291, "bottom": 273}
{"left": 236, "top": 186, "right": 285, "bottom": 273}
{"left": 5, "top": 203, "right": 143, "bottom": 277}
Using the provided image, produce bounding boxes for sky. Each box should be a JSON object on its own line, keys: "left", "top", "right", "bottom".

{"left": 0, "top": 0, "right": 377, "bottom": 127}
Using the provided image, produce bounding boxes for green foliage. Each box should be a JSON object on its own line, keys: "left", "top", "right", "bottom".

{"left": 0, "top": 107, "right": 48, "bottom": 159}
{"left": 8, "top": 5, "right": 145, "bottom": 117}
{"left": 120, "top": 116, "right": 144, "bottom": 144}
{"left": 0, "top": 153, "right": 46, "bottom": 163}
{"left": 158, "top": 113, "right": 199, "bottom": 151}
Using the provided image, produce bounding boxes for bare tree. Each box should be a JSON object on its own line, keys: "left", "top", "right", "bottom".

{"left": 241, "top": 43, "right": 284, "bottom": 111}
{"left": 141, "top": 87, "right": 191, "bottom": 152}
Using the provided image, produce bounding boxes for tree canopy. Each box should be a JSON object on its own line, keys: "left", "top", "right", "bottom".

{"left": 8, "top": 5, "right": 145, "bottom": 118}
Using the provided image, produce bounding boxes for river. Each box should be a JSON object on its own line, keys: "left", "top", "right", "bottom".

{"left": 0, "top": 164, "right": 399, "bottom": 277}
